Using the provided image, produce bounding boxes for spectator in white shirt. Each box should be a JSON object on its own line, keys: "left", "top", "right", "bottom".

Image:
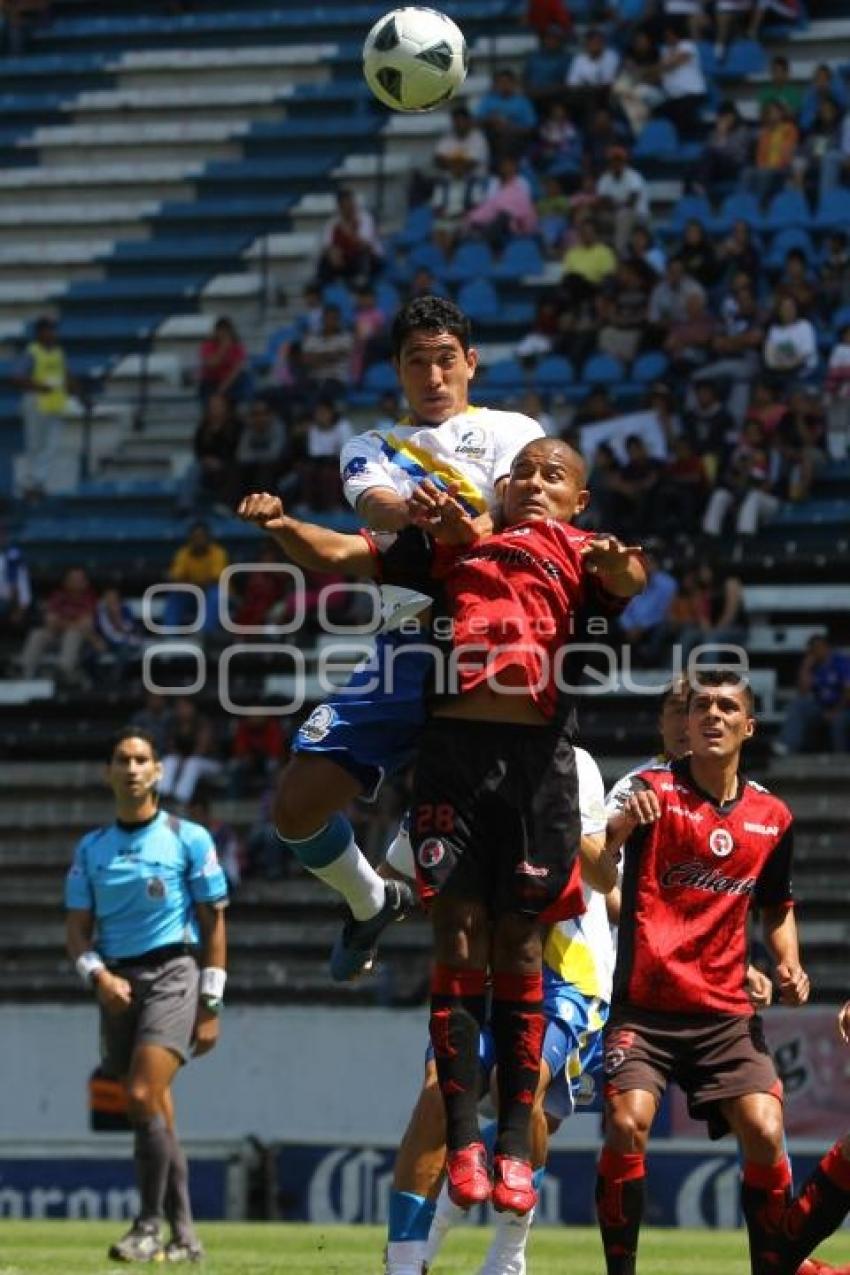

{"left": 656, "top": 25, "right": 707, "bottom": 138}
{"left": 433, "top": 104, "right": 490, "bottom": 179}
{"left": 294, "top": 397, "right": 355, "bottom": 513}
{"left": 763, "top": 295, "right": 818, "bottom": 384}
{"left": 418, "top": 105, "right": 491, "bottom": 221}
{"left": 595, "top": 145, "right": 650, "bottom": 254}
{"left": 567, "top": 29, "right": 620, "bottom": 125}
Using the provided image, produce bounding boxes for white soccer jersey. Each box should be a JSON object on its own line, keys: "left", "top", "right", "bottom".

{"left": 543, "top": 747, "right": 616, "bottom": 1004}
{"left": 604, "top": 753, "right": 668, "bottom": 816}
{"left": 340, "top": 405, "right": 543, "bottom": 625}
{"left": 340, "top": 406, "right": 543, "bottom": 518}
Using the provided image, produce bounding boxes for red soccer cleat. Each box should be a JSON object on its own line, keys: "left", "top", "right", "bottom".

{"left": 492, "top": 1155, "right": 538, "bottom": 1216}
{"left": 798, "top": 1259, "right": 850, "bottom": 1274}
{"left": 446, "top": 1141, "right": 491, "bottom": 1209}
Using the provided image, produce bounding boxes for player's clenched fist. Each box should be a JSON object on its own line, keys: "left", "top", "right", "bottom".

{"left": 776, "top": 961, "right": 810, "bottom": 1007}
{"left": 838, "top": 1000, "right": 850, "bottom": 1044}
{"left": 622, "top": 788, "right": 662, "bottom": 827}
{"left": 237, "top": 492, "right": 287, "bottom": 529}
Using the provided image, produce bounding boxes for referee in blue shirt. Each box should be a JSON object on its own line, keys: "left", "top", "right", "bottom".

{"left": 65, "top": 727, "right": 229, "bottom": 1263}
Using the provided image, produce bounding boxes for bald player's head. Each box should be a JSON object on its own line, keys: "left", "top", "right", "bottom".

{"left": 503, "top": 437, "right": 590, "bottom": 526}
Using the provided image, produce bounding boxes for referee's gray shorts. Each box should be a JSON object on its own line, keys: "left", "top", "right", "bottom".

{"left": 100, "top": 953, "right": 199, "bottom": 1077}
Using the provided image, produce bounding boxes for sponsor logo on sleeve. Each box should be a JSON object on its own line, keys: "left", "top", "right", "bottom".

{"left": 298, "top": 704, "right": 337, "bottom": 744}
{"left": 342, "top": 456, "right": 369, "bottom": 482}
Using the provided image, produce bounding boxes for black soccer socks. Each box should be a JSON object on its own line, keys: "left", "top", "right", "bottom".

{"left": 429, "top": 964, "right": 487, "bottom": 1152}
{"left": 596, "top": 1148, "right": 646, "bottom": 1275}
{"left": 491, "top": 971, "right": 544, "bottom": 1163}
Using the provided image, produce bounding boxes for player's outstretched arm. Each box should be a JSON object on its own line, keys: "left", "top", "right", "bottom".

{"left": 237, "top": 492, "right": 378, "bottom": 578}
{"left": 581, "top": 537, "right": 647, "bottom": 598}
{"left": 762, "top": 905, "right": 810, "bottom": 1006}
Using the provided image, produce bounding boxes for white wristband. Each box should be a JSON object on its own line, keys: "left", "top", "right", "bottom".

{"left": 76, "top": 951, "right": 106, "bottom": 987}
{"left": 200, "top": 967, "right": 227, "bottom": 1000}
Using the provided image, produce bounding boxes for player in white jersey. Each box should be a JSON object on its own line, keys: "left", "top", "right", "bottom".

{"left": 383, "top": 747, "right": 617, "bottom": 1275}
{"left": 264, "top": 297, "right": 543, "bottom": 982}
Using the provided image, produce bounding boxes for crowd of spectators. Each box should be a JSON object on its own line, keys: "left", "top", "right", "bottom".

{"left": 3, "top": 0, "right": 847, "bottom": 844}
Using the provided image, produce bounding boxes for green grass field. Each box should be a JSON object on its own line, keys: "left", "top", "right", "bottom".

{"left": 2, "top": 1222, "right": 848, "bottom": 1275}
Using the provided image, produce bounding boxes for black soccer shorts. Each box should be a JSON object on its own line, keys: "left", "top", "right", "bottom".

{"left": 409, "top": 717, "right": 584, "bottom": 920}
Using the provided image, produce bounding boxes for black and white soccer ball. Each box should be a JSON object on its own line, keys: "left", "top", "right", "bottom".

{"left": 363, "top": 7, "right": 468, "bottom": 112}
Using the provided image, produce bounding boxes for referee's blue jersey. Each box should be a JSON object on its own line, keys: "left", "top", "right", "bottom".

{"left": 64, "top": 812, "right": 228, "bottom": 960}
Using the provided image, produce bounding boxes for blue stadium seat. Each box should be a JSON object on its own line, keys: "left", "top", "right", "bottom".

{"left": 446, "top": 240, "right": 495, "bottom": 284}
{"left": 374, "top": 281, "right": 401, "bottom": 315}
{"left": 714, "top": 40, "right": 765, "bottom": 79}
{"left": 713, "top": 191, "right": 766, "bottom": 234}
{"left": 395, "top": 205, "right": 434, "bottom": 248}
{"left": 581, "top": 353, "right": 624, "bottom": 385}
{"left": 361, "top": 361, "right": 398, "bottom": 392}
{"left": 321, "top": 283, "right": 355, "bottom": 323}
{"left": 534, "top": 354, "right": 575, "bottom": 389}
{"left": 765, "top": 227, "right": 816, "bottom": 269}
{"left": 632, "top": 351, "right": 669, "bottom": 383}
{"left": 456, "top": 279, "right": 499, "bottom": 322}
{"left": 486, "top": 358, "right": 526, "bottom": 387}
{"left": 492, "top": 237, "right": 545, "bottom": 280}
{"left": 815, "top": 189, "right": 850, "bottom": 231}
{"left": 831, "top": 304, "right": 850, "bottom": 331}
{"left": 408, "top": 240, "right": 449, "bottom": 275}
{"left": 765, "top": 189, "right": 812, "bottom": 231}
{"left": 633, "top": 119, "right": 677, "bottom": 161}
{"left": 665, "top": 195, "right": 714, "bottom": 235}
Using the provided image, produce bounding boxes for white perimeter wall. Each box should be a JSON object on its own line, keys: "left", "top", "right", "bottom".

{"left": 2, "top": 1005, "right": 602, "bottom": 1146}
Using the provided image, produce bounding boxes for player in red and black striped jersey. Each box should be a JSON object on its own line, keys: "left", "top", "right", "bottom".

{"left": 595, "top": 669, "right": 850, "bottom": 1275}
{"left": 239, "top": 438, "right": 646, "bottom": 1217}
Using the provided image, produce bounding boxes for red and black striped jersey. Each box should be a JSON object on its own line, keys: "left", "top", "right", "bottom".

{"left": 614, "top": 758, "right": 794, "bottom": 1017}
{"left": 364, "top": 519, "right": 628, "bottom": 721}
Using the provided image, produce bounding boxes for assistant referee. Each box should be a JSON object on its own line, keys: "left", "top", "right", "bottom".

{"left": 65, "top": 727, "right": 228, "bottom": 1263}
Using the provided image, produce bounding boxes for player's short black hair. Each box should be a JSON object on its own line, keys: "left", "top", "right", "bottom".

{"left": 108, "top": 727, "right": 160, "bottom": 763}
{"left": 659, "top": 674, "right": 689, "bottom": 712}
{"left": 390, "top": 296, "right": 472, "bottom": 359}
{"left": 686, "top": 669, "right": 755, "bottom": 715}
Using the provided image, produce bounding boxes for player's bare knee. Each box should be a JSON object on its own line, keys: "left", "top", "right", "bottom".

{"left": 492, "top": 913, "right": 542, "bottom": 973}
{"left": 605, "top": 1098, "right": 652, "bottom": 1152}
{"left": 431, "top": 897, "right": 488, "bottom": 965}
{"left": 126, "top": 1080, "right": 159, "bottom": 1120}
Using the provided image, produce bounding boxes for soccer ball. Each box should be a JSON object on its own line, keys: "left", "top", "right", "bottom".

{"left": 363, "top": 6, "right": 468, "bottom": 113}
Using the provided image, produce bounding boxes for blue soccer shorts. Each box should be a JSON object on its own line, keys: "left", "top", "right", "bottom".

{"left": 292, "top": 631, "right": 433, "bottom": 799}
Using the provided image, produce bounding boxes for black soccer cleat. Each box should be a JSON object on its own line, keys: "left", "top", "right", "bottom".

{"left": 163, "top": 1238, "right": 204, "bottom": 1264}
{"left": 329, "top": 879, "right": 416, "bottom": 982}
{"left": 108, "top": 1219, "right": 164, "bottom": 1263}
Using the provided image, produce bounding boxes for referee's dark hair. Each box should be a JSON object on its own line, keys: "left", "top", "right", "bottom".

{"left": 108, "top": 726, "right": 160, "bottom": 762}
{"left": 390, "top": 296, "right": 472, "bottom": 359}
{"left": 686, "top": 669, "right": 755, "bottom": 715}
